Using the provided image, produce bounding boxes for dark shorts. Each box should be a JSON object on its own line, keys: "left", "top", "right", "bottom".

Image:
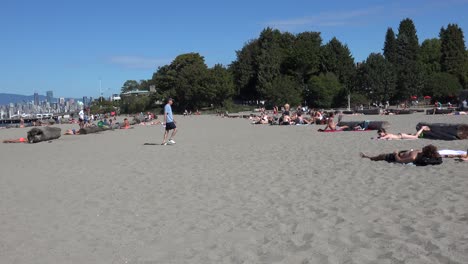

{"left": 384, "top": 153, "right": 396, "bottom": 162}
{"left": 165, "top": 122, "right": 176, "bottom": 131}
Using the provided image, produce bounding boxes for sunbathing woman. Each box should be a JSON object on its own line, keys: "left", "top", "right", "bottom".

{"left": 3, "top": 137, "right": 28, "bottom": 143}
{"left": 360, "top": 144, "right": 442, "bottom": 166}
{"left": 318, "top": 112, "right": 349, "bottom": 131}
{"left": 377, "top": 126, "right": 430, "bottom": 140}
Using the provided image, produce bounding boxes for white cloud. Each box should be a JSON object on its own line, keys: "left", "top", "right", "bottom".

{"left": 107, "top": 56, "right": 169, "bottom": 69}
{"left": 266, "top": 0, "right": 468, "bottom": 31}
{"left": 266, "top": 6, "right": 385, "bottom": 30}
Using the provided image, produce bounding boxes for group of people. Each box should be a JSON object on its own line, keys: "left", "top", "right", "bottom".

{"left": 249, "top": 103, "right": 467, "bottom": 166}
{"left": 362, "top": 125, "right": 468, "bottom": 164}
{"left": 251, "top": 104, "right": 326, "bottom": 126}
{"left": 68, "top": 98, "right": 178, "bottom": 145}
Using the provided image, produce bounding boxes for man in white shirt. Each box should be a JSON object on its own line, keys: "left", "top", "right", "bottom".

{"left": 79, "top": 109, "right": 85, "bottom": 129}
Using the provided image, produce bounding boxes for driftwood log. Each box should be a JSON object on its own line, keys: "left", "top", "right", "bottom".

{"left": 78, "top": 126, "right": 110, "bottom": 134}
{"left": 27, "top": 127, "right": 61, "bottom": 143}
{"left": 416, "top": 122, "right": 468, "bottom": 140}
{"left": 337, "top": 121, "right": 389, "bottom": 130}
{"left": 425, "top": 109, "right": 455, "bottom": 115}
{"left": 387, "top": 109, "right": 413, "bottom": 114}
{"left": 356, "top": 108, "right": 381, "bottom": 115}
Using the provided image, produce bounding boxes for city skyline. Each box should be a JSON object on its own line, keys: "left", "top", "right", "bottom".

{"left": 1, "top": 0, "right": 467, "bottom": 98}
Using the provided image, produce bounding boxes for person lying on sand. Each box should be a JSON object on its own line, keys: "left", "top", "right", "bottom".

{"left": 292, "top": 112, "right": 312, "bottom": 125}
{"left": 120, "top": 118, "right": 131, "bottom": 129}
{"left": 318, "top": 112, "right": 349, "bottom": 131}
{"left": 376, "top": 126, "right": 430, "bottom": 140}
{"left": 360, "top": 144, "right": 442, "bottom": 166}
{"left": 447, "top": 111, "right": 467, "bottom": 115}
{"left": 3, "top": 137, "right": 28, "bottom": 143}
{"left": 251, "top": 113, "right": 270, "bottom": 124}
{"left": 64, "top": 129, "right": 80, "bottom": 135}
{"left": 438, "top": 149, "right": 468, "bottom": 162}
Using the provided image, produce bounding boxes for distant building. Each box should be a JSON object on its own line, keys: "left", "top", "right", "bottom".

{"left": 46, "top": 91, "right": 53, "bottom": 103}
{"left": 121, "top": 89, "right": 150, "bottom": 97}
{"left": 111, "top": 94, "right": 121, "bottom": 101}
{"left": 83, "top": 96, "right": 88, "bottom": 107}
{"left": 59, "top": 97, "right": 65, "bottom": 105}
{"left": 34, "top": 92, "right": 39, "bottom": 106}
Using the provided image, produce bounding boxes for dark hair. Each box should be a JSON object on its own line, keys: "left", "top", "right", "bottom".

{"left": 414, "top": 144, "right": 442, "bottom": 166}
{"left": 377, "top": 128, "right": 386, "bottom": 134}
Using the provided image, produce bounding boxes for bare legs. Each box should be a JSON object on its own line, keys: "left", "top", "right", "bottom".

{"left": 360, "top": 153, "right": 387, "bottom": 161}
{"left": 400, "top": 126, "right": 430, "bottom": 139}
{"left": 162, "top": 128, "right": 177, "bottom": 144}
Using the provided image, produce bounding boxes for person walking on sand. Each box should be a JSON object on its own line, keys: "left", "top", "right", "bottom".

{"left": 162, "top": 98, "right": 177, "bottom": 145}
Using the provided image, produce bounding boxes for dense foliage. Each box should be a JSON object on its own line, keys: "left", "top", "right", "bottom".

{"left": 118, "top": 18, "right": 466, "bottom": 113}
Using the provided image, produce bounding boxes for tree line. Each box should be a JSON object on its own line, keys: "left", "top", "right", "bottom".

{"left": 119, "top": 18, "right": 467, "bottom": 112}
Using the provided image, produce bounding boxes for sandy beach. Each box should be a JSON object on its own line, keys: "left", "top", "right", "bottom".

{"left": 1, "top": 112, "right": 467, "bottom": 263}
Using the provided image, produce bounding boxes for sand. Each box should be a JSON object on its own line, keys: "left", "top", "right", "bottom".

{"left": 1, "top": 113, "right": 467, "bottom": 263}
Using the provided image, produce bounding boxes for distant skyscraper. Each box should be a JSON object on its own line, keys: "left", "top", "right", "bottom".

{"left": 83, "top": 96, "right": 88, "bottom": 107}
{"left": 59, "top": 97, "right": 65, "bottom": 105}
{"left": 34, "top": 92, "right": 39, "bottom": 106}
{"left": 46, "top": 91, "right": 53, "bottom": 103}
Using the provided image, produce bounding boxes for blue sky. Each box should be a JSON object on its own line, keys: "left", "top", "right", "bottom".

{"left": 1, "top": 0, "right": 467, "bottom": 98}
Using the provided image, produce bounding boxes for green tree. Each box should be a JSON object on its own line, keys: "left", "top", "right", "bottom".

{"left": 420, "top": 38, "right": 441, "bottom": 75}
{"left": 152, "top": 65, "right": 177, "bottom": 98}
{"left": 319, "top": 37, "right": 356, "bottom": 96}
{"left": 255, "top": 28, "right": 286, "bottom": 99}
{"left": 440, "top": 24, "right": 467, "bottom": 88}
{"left": 383, "top": 27, "right": 397, "bottom": 64}
{"left": 173, "top": 53, "right": 210, "bottom": 109}
{"left": 395, "top": 18, "right": 422, "bottom": 99}
{"left": 306, "top": 73, "right": 342, "bottom": 108}
{"left": 120, "top": 96, "right": 150, "bottom": 114}
{"left": 423, "top": 72, "right": 462, "bottom": 100}
{"left": 206, "top": 64, "right": 235, "bottom": 107}
{"left": 151, "top": 53, "right": 211, "bottom": 109}
{"left": 319, "top": 37, "right": 356, "bottom": 107}
{"left": 356, "top": 53, "right": 396, "bottom": 102}
{"left": 283, "top": 32, "right": 322, "bottom": 95}
{"left": 121, "top": 80, "right": 139, "bottom": 93}
{"left": 138, "top": 79, "right": 152, "bottom": 91}
{"left": 230, "top": 40, "right": 260, "bottom": 100}
{"left": 264, "top": 75, "right": 301, "bottom": 106}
